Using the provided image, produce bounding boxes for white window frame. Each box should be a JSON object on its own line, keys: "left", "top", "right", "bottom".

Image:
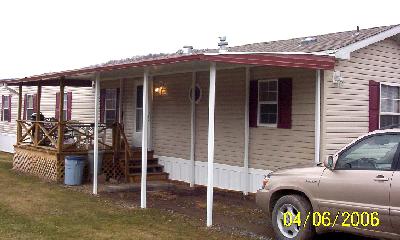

{"left": 379, "top": 82, "right": 400, "bottom": 128}
{"left": 62, "top": 93, "right": 68, "bottom": 121}
{"left": 257, "top": 79, "right": 278, "bottom": 127}
{"left": 104, "top": 89, "right": 117, "bottom": 124}
{"left": 25, "top": 94, "right": 34, "bottom": 120}
{"left": 1, "top": 95, "right": 10, "bottom": 122}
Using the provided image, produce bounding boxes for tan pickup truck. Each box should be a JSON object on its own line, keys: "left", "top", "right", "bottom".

{"left": 256, "top": 129, "right": 400, "bottom": 240}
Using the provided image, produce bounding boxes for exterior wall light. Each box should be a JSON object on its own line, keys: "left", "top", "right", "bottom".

{"left": 154, "top": 82, "right": 167, "bottom": 96}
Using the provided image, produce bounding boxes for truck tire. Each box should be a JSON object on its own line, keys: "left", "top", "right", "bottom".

{"left": 271, "top": 194, "right": 315, "bottom": 240}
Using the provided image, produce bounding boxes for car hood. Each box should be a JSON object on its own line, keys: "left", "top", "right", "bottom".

{"left": 270, "top": 164, "right": 325, "bottom": 177}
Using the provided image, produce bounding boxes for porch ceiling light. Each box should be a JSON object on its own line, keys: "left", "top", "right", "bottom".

{"left": 154, "top": 81, "right": 167, "bottom": 96}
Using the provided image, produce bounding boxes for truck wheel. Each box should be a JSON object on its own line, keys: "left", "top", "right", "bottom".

{"left": 271, "top": 194, "right": 315, "bottom": 240}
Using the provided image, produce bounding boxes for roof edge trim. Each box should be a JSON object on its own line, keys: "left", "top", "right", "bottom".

{"left": 335, "top": 25, "right": 400, "bottom": 60}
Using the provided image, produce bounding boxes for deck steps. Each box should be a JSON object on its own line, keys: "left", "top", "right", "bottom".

{"left": 123, "top": 149, "right": 168, "bottom": 183}
{"left": 128, "top": 172, "right": 169, "bottom": 182}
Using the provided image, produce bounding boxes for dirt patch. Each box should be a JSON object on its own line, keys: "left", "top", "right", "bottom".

{"left": 69, "top": 181, "right": 273, "bottom": 239}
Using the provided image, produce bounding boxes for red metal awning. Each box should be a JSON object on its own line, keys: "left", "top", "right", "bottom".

{"left": 3, "top": 53, "right": 335, "bottom": 85}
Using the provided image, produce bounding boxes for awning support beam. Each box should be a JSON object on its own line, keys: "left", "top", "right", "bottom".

{"left": 190, "top": 72, "right": 196, "bottom": 187}
{"left": 93, "top": 73, "right": 100, "bottom": 195}
{"left": 207, "top": 62, "right": 216, "bottom": 227}
{"left": 141, "top": 69, "right": 149, "bottom": 208}
{"left": 315, "top": 69, "right": 321, "bottom": 164}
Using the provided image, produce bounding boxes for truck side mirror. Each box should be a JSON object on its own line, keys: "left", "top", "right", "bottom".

{"left": 324, "top": 155, "right": 334, "bottom": 170}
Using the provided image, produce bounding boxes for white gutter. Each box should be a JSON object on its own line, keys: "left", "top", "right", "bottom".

{"left": 204, "top": 51, "right": 335, "bottom": 57}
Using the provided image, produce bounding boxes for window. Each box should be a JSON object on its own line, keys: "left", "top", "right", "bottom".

{"left": 105, "top": 89, "right": 117, "bottom": 125}
{"left": 136, "top": 85, "right": 143, "bottom": 132}
{"left": 189, "top": 85, "right": 202, "bottom": 104}
{"left": 25, "top": 94, "right": 34, "bottom": 120}
{"left": 1, "top": 95, "right": 10, "bottom": 122}
{"left": 258, "top": 80, "right": 278, "bottom": 126}
{"left": 336, "top": 134, "right": 400, "bottom": 170}
{"left": 380, "top": 84, "right": 400, "bottom": 128}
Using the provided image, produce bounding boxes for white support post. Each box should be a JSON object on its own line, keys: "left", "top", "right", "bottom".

{"left": 190, "top": 72, "right": 196, "bottom": 187}
{"left": 207, "top": 62, "right": 216, "bottom": 227}
{"left": 148, "top": 76, "right": 153, "bottom": 150}
{"left": 119, "top": 79, "right": 123, "bottom": 122}
{"left": 141, "top": 69, "right": 149, "bottom": 209}
{"left": 93, "top": 73, "right": 100, "bottom": 195}
{"left": 243, "top": 67, "right": 250, "bottom": 195}
{"left": 315, "top": 69, "right": 321, "bottom": 164}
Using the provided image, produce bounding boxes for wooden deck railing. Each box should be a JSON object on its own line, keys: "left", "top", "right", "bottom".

{"left": 17, "top": 120, "right": 114, "bottom": 152}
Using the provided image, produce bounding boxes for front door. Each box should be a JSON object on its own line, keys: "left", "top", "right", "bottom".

{"left": 318, "top": 133, "right": 399, "bottom": 234}
{"left": 133, "top": 83, "right": 143, "bottom": 147}
{"left": 390, "top": 171, "right": 400, "bottom": 234}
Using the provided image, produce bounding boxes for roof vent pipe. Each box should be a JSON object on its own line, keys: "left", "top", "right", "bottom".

{"left": 183, "top": 45, "right": 194, "bottom": 54}
{"left": 218, "top": 36, "right": 228, "bottom": 53}
{"left": 354, "top": 26, "right": 360, "bottom": 36}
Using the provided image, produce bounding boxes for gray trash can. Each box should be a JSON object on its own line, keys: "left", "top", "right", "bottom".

{"left": 64, "top": 155, "right": 86, "bottom": 186}
{"left": 88, "top": 150, "right": 104, "bottom": 176}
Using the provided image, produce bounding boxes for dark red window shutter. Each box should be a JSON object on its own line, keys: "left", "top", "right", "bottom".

{"left": 8, "top": 95, "right": 11, "bottom": 122}
{"left": 277, "top": 78, "right": 292, "bottom": 129}
{"left": 55, "top": 92, "right": 60, "bottom": 120}
{"left": 100, "top": 89, "right": 106, "bottom": 123}
{"left": 249, "top": 80, "right": 258, "bottom": 128}
{"left": 369, "top": 80, "right": 380, "bottom": 132}
{"left": 33, "top": 94, "right": 37, "bottom": 114}
{"left": 1, "top": 96, "right": 4, "bottom": 121}
{"left": 23, "top": 94, "right": 27, "bottom": 120}
{"left": 67, "top": 92, "right": 72, "bottom": 120}
{"left": 116, "top": 88, "right": 120, "bottom": 122}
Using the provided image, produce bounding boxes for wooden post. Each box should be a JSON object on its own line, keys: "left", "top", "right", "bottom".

{"left": 57, "top": 77, "right": 65, "bottom": 151}
{"left": 17, "top": 84, "right": 23, "bottom": 144}
{"left": 34, "top": 83, "right": 42, "bottom": 146}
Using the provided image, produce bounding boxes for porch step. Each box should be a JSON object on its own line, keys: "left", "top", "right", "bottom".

{"left": 128, "top": 164, "right": 164, "bottom": 174}
{"left": 128, "top": 172, "right": 169, "bottom": 183}
{"left": 128, "top": 158, "right": 159, "bottom": 166}
{"left": 132, "top": 149, "right": 154, "bottom": 159}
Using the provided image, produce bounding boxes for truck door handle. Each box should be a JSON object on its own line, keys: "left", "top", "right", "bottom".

{"left": 374, "top": 175, "right": 389, "bottom": 182}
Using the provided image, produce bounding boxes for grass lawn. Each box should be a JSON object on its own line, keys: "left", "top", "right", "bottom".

{"left": 0, "top": 152, "right": 247, "bottom": 240}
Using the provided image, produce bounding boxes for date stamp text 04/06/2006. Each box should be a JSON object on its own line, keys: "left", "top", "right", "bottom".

{"left": 283, "top": 211, "right": 380, "bottom": 228}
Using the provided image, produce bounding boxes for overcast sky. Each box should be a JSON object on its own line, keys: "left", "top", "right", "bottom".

{"left": 0, "top": 0, "right": 398, "bottom": 79}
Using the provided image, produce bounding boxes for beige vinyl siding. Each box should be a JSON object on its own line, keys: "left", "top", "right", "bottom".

{"left": 194, "top": 68, "right": 246, "bottom": 166}
{"left": 321, "top": 38, "right": 400, "bottom": 159}
{"left": 249, "top": 67, "right": 316, "bottom": 170}
{"left": 150, "top": 67, "right": 316, "bottom": 171}
{"left": 152, "top": 73, "right": 192, "bottom": 159}
{"left": 120, "top": 78, "right": 138, "bottom": 145}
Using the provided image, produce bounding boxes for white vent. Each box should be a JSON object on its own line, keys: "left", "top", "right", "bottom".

{"left": 218, "top": 36, "right": 228, "bottom": 53}
{"left": 300, "top": 37, "right": 317, "bottom": 45}
{"left": 333, "top": 70, "right": 344, "bottom": 87}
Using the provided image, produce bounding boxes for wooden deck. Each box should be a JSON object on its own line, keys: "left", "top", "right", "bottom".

{"left": 13, "top": 121, "right": 168, "bottom": 183}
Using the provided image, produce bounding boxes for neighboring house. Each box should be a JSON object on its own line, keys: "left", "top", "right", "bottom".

{"left": 1, "top": 24, "right": 399, "bottom": 194}
{"left": 0, "top": 83, "right": 95, "bottom": 152}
